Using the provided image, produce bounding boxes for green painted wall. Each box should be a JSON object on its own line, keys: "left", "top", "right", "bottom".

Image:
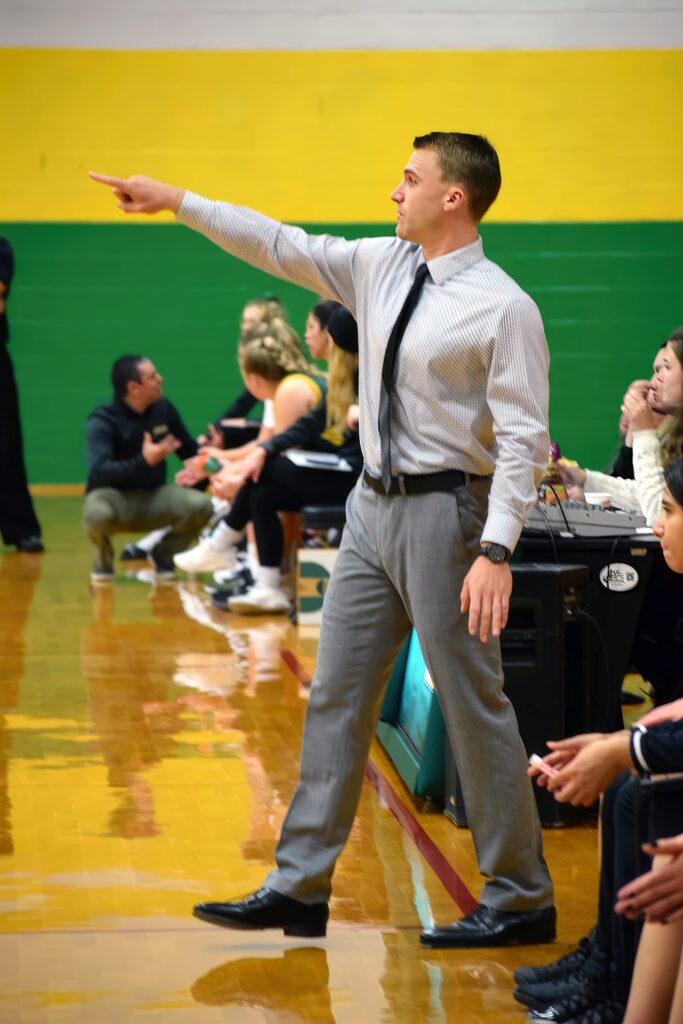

{"left": 2, "top": 220, "right": 682, "bottom": 484}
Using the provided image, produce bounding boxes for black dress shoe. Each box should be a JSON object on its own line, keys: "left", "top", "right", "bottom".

{"left": 16, "top": 535, "right": 44, "bottom": 553}
{"left": 193, "top": 886, "right": 329, "bottom": 938}
{"left": 419, "top": 904, "right": 556, "bottom": 948}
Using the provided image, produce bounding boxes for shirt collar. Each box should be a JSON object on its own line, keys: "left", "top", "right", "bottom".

{"left": 423, "top": 235, "right": 484, "bottom": 286}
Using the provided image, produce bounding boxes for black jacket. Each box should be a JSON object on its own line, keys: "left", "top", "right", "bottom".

{"left": 259, "top": 401, "right": 363, "bottom": 472}
{"left": 85, "top": 397, "right": 198, "bottom": 492}
{"left": 0, "top": 237, "right": 14, "bottom": 346}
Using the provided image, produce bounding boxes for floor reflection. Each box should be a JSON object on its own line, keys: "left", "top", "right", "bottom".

{"left": 0, "top": 551, "right": 43, "bottom": 857}
{"left": 192, "top": 945, "right": 335, "bottom": 1021}
{"left": 0, "top": 500, "right": 598, "bottom": 1021}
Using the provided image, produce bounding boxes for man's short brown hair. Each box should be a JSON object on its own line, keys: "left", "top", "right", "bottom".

{"left": 413, "top": 132, "right": 501, "bottom": 222}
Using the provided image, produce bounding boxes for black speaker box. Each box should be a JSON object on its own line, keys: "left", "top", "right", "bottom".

{"left": 444, "top": 562, "right": 593, "bottom": 827}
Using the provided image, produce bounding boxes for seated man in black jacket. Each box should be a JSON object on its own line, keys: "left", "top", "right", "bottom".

{"left": 83, "top": 355, "right": 212, "bottom": 581}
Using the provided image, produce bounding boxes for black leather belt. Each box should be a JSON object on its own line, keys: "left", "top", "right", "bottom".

{"left": 363, "top": 468, "right": 488, "bottom": 496}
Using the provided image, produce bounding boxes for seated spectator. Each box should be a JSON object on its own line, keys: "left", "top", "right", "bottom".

{"left": 197, "top": 294, "right": 289, "bottom": 450}
{"left": 176, "top": 308, "right": 361, "bottom": 614}
{"left": 83, "top": 355, "right": 213, "bottom": 581}
{"left": 517, "top": 454, "right": 683, "bottom": 1024}
{"left": 174, "top": 316, "right": 327, "bottom": 578}
{"left": 559, "top": 326, "right": 683, "bottom": 525}
{"left": 122, "top": 295, "right": 290, "bottom": 561}
{"left": 612, "top": 344, "right": 669, "bottom": 479}
{"left": 189, "top": 318, "right": 325, "bottom": 496}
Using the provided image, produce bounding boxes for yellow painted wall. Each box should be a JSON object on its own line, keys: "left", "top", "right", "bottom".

{"left": 3, "top": 48, "right": 682, "bottom": 223}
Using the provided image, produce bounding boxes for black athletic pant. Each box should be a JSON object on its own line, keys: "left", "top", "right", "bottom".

{"left": 0, "top": 347, "right": 41, "bottom": 545}
{"left": 225, "top": 455, "right": 358, "bottom": 567}
{"left": 598, "top": 771, "right": 683, "bottom": 1004}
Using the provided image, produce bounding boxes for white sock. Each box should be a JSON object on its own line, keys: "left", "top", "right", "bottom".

{"left": 210, "top": 522, "right": 243, "bottom": 553}
{"left": 256, "top": 566, "right": 281, "bottom": 589}
{"left": 247, "top": 542, "right": 260, "bottom": 574}
{"left": 137, "top": 526, "right": 170, "bottom": 553}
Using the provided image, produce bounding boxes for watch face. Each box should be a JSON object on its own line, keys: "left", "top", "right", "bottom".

{"left": 485, "top": 544, "right": 508, "bottom": 563}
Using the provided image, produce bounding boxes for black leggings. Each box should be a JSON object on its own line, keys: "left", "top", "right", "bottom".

{"left": 225, "top": 456, "right": 358, "bottom": 567}
{"left": 598, "top": 771, "right": 683, "bottom": 1003}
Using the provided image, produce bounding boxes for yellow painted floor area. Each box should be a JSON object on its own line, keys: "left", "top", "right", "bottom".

{"left": 0, "top": 497, "right": 605, "bottom": 1023}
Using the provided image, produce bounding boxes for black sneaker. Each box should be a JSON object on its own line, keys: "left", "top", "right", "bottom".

{"left": 210, "top": 569, "right": 254, "bottom": 609}
{"left": 514, "top": 928, "right": 596, "bottom": 987}
{"left": 120, "top": 543, "right": 147, "bottom": 561}
{"left": 148, "top": 548, "right": 176, "bottom": 580}
{"left": 562, "top": 995, "right": 624, "bottom": 1023}
{"left": 516, "top": 941, "right": 610, "bottom": 1007}
{"left": 528, "top": 983, "right": 610, "bottom": 1022}
{"left": 515, "top": 965, "right": 607, "bottom": 1011}
{"left": 16, "top": 535, "right": 44, "bottom": 553}
{"left": 90, "top": 564, "right": 115, "bottom": 583}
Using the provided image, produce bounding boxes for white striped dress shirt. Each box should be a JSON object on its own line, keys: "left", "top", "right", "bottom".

{"left": 177, "top": 192, "right": 550, "bottom": 551}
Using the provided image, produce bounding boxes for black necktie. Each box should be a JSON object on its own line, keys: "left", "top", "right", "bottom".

{"left": 378, "top": 262, "right": 430, "bottom": 492}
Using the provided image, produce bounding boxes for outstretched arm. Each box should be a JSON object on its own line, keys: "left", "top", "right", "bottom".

{"left": 89, "top": 172, "right": 372, "bottom": 313}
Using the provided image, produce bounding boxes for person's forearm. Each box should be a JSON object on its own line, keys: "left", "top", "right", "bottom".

{"left": 221, "top": 439, "right": 259, "bottom": 461}
{"left": 632, "top": 430, "right": 665, "bottom": 525}
{"left": 633, "top": 721, "right": 683, "bottom": 774}
{"left": 217, "top": 390, "right": 259, "bottom": 422}
{"left": 484, "top": 299, "right": 550, "bottom": 551}
{"left": 176, "top": 192, "right": 358, "bottom": 309}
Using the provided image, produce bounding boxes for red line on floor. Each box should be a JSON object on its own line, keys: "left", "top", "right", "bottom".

{"left": 280, "top": 648, "right": 313, "bottom": 688}
{"left": 279, "top": 650, "right": 477, "bottom": 917}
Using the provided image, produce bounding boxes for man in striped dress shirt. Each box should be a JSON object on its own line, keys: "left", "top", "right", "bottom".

{"left": 91, "top": 131, "right": 555, "bottom": 947}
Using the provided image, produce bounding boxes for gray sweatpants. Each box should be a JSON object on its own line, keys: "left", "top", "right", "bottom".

{"left": 266, "top": 473, "right": 553, "bottom": 912}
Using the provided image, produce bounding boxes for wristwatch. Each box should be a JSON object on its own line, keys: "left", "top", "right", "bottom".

{"left": 479, "top": 543, "right": 511, "bottom": 564}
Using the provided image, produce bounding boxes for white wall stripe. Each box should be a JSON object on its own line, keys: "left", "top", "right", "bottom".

{"left": 2, "top": 1, "right": 682, "bottom": 49}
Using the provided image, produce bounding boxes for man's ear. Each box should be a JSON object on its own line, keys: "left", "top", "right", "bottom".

{"left": 444, "top": 186, "right": 466, "bottom": 214}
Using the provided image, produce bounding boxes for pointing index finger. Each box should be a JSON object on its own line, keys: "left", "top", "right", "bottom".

{"left": 89, "top": 171, "right": 128, "bottom": 188}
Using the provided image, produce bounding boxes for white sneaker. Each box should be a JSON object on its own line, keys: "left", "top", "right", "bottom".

{"left": 173, "top": 538, "right": 237, "bottom": 574}
{"left": 208, "top": 498, "right": 231, "bottom": 527}
{"left": 228, "top": 583, "right": 291, "bottom": 615}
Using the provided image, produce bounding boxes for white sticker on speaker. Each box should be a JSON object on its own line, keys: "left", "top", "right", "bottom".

{"left": 599, "top": 563, "right": 639, "bottom": 592}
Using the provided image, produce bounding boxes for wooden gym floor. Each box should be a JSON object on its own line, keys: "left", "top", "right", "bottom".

{"left": 1, "top": 496, "right": 646, "bottom": 1023}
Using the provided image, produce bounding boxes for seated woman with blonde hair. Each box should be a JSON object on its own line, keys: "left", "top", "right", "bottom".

{"left": 174, "top": 319, "right": 324, "bottom": 572}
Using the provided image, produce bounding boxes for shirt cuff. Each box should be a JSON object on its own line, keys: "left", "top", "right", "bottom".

{"left": 481, "top": 510, "right": 524, "bottom": 553}
{"left": 630, "top": 724, "right": 652, "bottom": 774}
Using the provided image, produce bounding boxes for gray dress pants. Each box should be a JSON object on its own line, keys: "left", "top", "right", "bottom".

{"left": 266, "top": 473, "right": 553, "bottom": 912}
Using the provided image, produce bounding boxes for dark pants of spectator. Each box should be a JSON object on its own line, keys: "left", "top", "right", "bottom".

{"left": 597, "top": 771, "right": 683, "bottom": 1003}
{"left": 0, "top": 346, "right": 42, "bottom": 546}
{"left": 226, "top": 456, "right": 358, "bottom": 566}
